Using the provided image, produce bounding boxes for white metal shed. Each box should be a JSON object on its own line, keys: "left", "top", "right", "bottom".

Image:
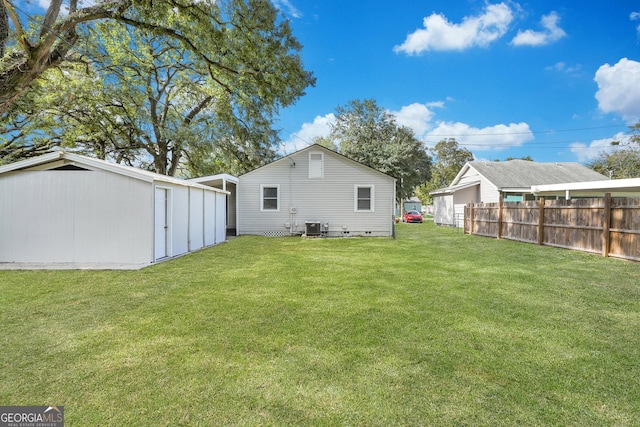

{"left": 0, "top": 152, "right": 228, "bottom": 269}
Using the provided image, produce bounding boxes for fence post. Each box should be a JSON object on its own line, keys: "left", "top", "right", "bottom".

{"left": 602, "top": 193, "right": 611, "bottom": 257}
{"left": 468, "top": 202, "right": 474, "bottom": 235}
{"left": 537, "top": 197, "right": 545, "bottom": 245}
{"left": 497, "top": 198, "right": 504, "bottom": 239}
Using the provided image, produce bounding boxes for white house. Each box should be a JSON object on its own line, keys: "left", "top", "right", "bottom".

{"left": 431, "top": 160, "right": 608, "bottom": 227}
{"left": 0, "top": 152, "right": 228, "bottom": 269}
{"left": 237, "top": 144, "right": 396, "bottom": 237}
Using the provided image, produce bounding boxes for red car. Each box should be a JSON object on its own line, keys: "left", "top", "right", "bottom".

{"left": 403, "top": 210, "right": 423, "bottom": 223}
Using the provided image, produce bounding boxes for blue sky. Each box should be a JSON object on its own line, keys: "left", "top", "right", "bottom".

{"left": 26, "top": 0, "right": 640, "bottom": 164}
{"left": 272, "top": 0, "right": 640, "bottom": 164}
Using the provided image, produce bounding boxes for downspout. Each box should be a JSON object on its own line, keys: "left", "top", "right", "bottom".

{"left": 289, "top": 158, "right": 296, "bottom": 235}
{"left": 392, "top": 179, "right": 397, "bottom": 239}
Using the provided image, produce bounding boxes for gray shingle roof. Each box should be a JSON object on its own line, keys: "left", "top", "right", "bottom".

{"left": 466, "top": 160, "right": 609, "bottom": 188}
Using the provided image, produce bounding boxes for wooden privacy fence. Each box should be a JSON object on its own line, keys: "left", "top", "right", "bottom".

{"left": 464, "top": 194, "right": 640, "bottom": 262}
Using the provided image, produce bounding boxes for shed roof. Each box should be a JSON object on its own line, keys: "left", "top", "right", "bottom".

{"left": 429, "top": 180, "right": 480, "bottom": 196}
{"left": 0, "top": 152, "right": 229, "bottom": 194}
{"left": 453, "top": 160, "right": 608, "bottom": 189}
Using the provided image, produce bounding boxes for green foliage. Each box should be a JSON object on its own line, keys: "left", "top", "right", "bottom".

{"left": 504, "top": 155, "right": 534, "bottom": 161}
{"left": 311, "top": 136, "right": 338, "bottom": 151}
{"left": 587, "top": 148, "right": 640, "bottom": 178}
{"left": 416, "top": 138, "right": 474, "bottom": 204}
{"left": 328, "top": 99, "right": 432, "bottom": 203}
{"left": 587, "top": 122, "right": 640, "bottom": 179}
{"left": 0, "top": 0, "right": 314, "bottom": 175}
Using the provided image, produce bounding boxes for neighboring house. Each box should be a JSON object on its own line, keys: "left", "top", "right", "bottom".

{"left": 0, "top": 152, "right": 228, "bottom": 269}
{"left": 532, "top": 177, "right": 640, "bottom": 198}
{"left": 403, "top": 197, "right": 422, "bottom": 214}
{"left": 237, "top": 144, "right": 396, "bottom": 237}
{"left": 430, "top": 160, "right": 608, "bottom": 227}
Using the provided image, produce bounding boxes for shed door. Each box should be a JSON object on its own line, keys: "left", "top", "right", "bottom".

{"left": 155, "top": 188, "right": 169, "bottom": 260}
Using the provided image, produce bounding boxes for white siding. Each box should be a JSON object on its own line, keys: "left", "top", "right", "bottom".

{"left": 454, "top": 204, "right": 466, "bottom": 227}
{"left": 171, "top": 186, "right": 189, "bottom": 256}
{"left": 433, "top": 194, "right": 454, "bottom": 226}
{"left": 215, "top": 192, "right": 227, "bottom": 243}
{"left": 453, "top": 185, "right": 480, "bottom": 227}
{"left": 158, "top": 183, "right": 226, "bottom": 259}
{"left": 238, "top": 147, "right": 395, "bottom": 237}
{"left": 456, "top": 169, "right": 481, "bottom": 186}
{"left": 0, "top": 170, "right": 152, "bottom": 265}
{"left": 189, "top": 188, "right": 205, "bottom": 252}
{"left": 154, "top": 187, "right": 170, "bottom": 260}
{"left": 462, "top": 166, "right": 499, "bottom": 203}
{"left": 204, "top": 191, "right": 216, "bottom": 246}
{"left": 0, "top": 157, "right": 228, "bottom": 269}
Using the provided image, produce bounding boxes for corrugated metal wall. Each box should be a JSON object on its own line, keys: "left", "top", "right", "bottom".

{"left": 0, "top": 168, "right": 227, "bottom": 268}
{"left": 0, "top": 170, "right": 152, "bottom": 265}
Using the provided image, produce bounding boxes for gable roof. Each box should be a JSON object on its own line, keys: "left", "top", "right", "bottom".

{"left": 0, "top": 152, "right": 228, "bottom": 193}
{"left": 239, "top": 144, "right": 396, "bottom": 181}
{"left": 451, "top": 160, "right": 609, "bottom": 189}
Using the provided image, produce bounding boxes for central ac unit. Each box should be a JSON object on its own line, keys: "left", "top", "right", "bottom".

{"left": 305, "top": 221, "right": 321, "bottom": 237}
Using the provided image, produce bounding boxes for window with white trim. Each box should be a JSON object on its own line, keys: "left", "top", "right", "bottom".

{"left": 261, "top": 185, "right": 279, "bottom": 211}
{"left": 354, "top": 185, "right": 374, "bottom": 212}
{"left": 309, "top": 152, "right": 323, "bottom": 179}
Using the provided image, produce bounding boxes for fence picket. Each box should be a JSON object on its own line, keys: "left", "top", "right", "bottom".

{"left": 465, "top": 194, "right": 640, "bottom": 262}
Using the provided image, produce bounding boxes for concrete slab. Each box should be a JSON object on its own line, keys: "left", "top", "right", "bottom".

{"left": 0, "top": 262, "right": 150, "bottom": 271}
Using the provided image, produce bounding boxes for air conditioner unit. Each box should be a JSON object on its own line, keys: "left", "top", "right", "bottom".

{"left": 305, "top": 221, "right": 321, "bottom": 237}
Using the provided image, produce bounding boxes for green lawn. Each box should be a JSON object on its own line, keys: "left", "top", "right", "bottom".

{"left": 1, "top": 222, "right": 639, "bottom": 426}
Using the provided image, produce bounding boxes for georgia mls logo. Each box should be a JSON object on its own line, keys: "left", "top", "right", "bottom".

{"left": 0, "top": 406, "right": 64, "bottom": 427}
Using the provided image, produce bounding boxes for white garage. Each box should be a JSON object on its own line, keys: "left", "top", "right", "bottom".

{"left": 0, "top": 152, "right": 228, "bottom": 269}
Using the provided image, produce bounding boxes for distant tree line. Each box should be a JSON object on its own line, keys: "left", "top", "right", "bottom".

{"left": 586, "top": 123, "right": 640, "bottom": 179}
{"left": 313, "top": 99, "right": 433, "bottom": 206}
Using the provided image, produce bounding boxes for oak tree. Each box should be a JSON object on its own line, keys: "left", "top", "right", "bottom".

{"left": 329, "top": 99, "right": 432, "bottom": 204}
{"left": 0, "top": 0, "right": 314, "bottom": 174}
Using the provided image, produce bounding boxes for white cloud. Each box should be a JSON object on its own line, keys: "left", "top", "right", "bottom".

{"left": 631, "top": 12, "right": 640, "bottom": 35}
{"left": 426, "top": 122, "right": 534, "bottom": 150}
{"left": 280, "top": 113, "right": 335, "bottom": 154}
{"left": 569, "top": 133, "right": 625, "bottom": 163}
{"left": 272, "top": 0, "right": 302, "bottom": 18}
{"left": 511, "top": 11, "right": 566, "bottom": 46}
{"left": 546, "top": 61, "right": 581, "bottom": 74}
{"left": 393, "top": 3, "right": 513, "bottom": 54}
{"left": 34, "top": 0, "right": 69, "bottom": 15}
{"left": 594, "top": 58, "right": 640, "bottom": 123}
{"left": 285, "top": 102, "right": 533, "bottom": 156}
{"left": 389, "top": 103, "right": 440, "bottom": 138}
{"left": 545, "top": 62, "right": 583, "bottom": 79}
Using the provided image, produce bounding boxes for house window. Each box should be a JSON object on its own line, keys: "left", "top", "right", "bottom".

{"left": 309, "top": 152, "right": 323, "bottom": 179}
{"left": 355, "top": 185, "right": 374, "bottom": 212}
{"left": 261, "top": 185, "right": 279, "bottom": 211}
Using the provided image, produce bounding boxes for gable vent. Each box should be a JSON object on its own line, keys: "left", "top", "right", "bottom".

{"left": 50, "top": 164, "right": 90, "bottom": 171}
